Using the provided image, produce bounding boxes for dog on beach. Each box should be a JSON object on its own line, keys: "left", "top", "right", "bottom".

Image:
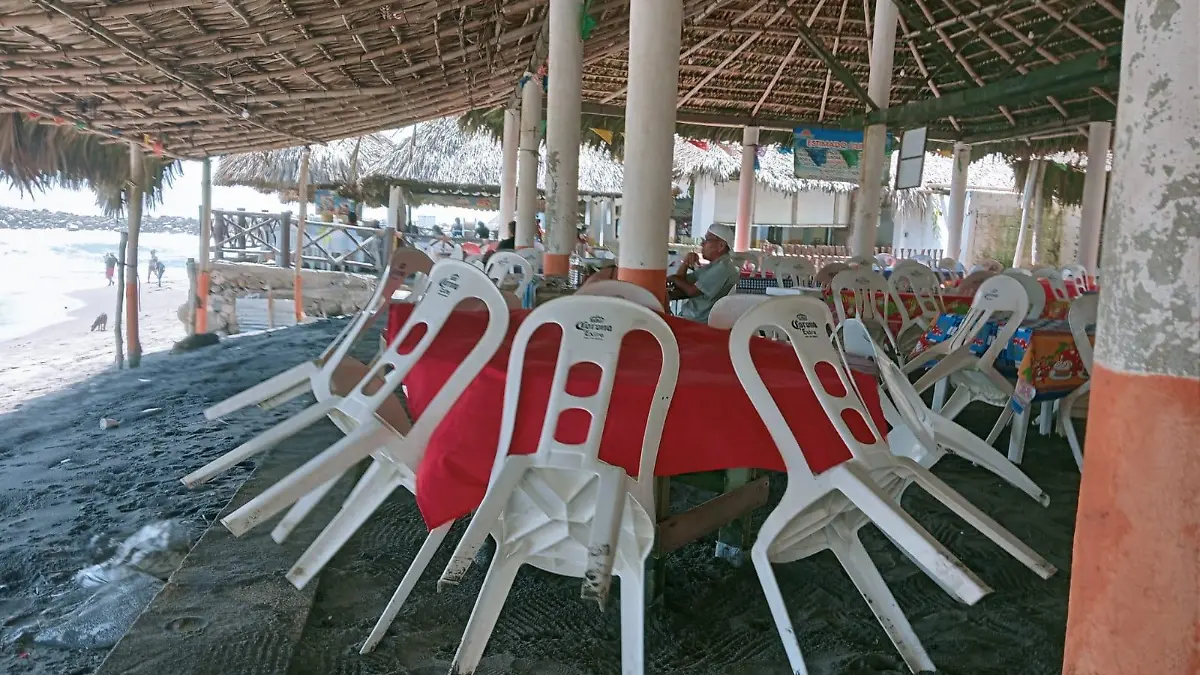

{"left": 90, "top": 313, "right": 108, "bottom": 332}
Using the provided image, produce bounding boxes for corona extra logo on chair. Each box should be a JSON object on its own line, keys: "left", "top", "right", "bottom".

{"left": 791, "top": 313, "right": 820, "bottom": 338}
{"left": 437, "top": 274, "right": 461, "bottom": 298}
{"left": 575, "top": 315, "right": 613, "bottom": 340}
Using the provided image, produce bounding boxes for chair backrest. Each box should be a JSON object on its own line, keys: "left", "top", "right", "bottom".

{"left": 729, "top": 296, "right": 890, "bottom": 479}
{"left": 888, "top": 262, "right": 943, "bottom": 334}
{"left": 340, "top": 260, "right": 511, "bottom": 454}
{"left": 707, "top": 294, "right": 769, "bottom": 330}
{"left": 1067, "top": 293, "right": 1098, "bottom": 373}
{"left": 875, "top": 253, "right": 896, "bottom": 268}
{"left": 317, "top": 247, "right": 434, "bottom": 367}
{"left": 957, "top": 269, "right": 996, "bottom": 297}
{"left": 762, "top": 256, "right": 817, "bottom": 288}
{"left": 815, "top": 261, "right": 849, "bottom": 286}
{"left": 516, "top": 247, "right": 542, "bottom": 273}
{"left": 954, "top": 275, "right": 1030, "bottom": 366}
{"left": 492, "top": 296, "right": 680, "bottom": 492}
{"left": 1060, "top": 264, "right": 1089, "bottom": 295}
{"left": 938, "top": 257, "right": 960, "bottom": 271}
{"left": 843, "top": 318, "right": 939, "bottom": 454}
{"left": 575, "top": 279, "right": 663, "bottom": 311}
{"left": 728, "top": 251, "right": 759, "bottom": 273}
{"left": 831, "top": 268, "right": 896, "bottom": 346}
{"left": 1001, "top": 268, "right": 1047, "bottom": 320}
{"left": 1033, "top": 267, "right": 1069, "bottom": 300}
{"left": 977, "top": 258, "right": 1004, "bottom": 273}
{"left": 484, "top": 251, "right": 535, "bottom": 299}
{"left": 847, "top": 255, "right": 879, "bottom": 270}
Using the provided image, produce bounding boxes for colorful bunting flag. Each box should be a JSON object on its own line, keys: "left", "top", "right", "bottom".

{"left": 838, "top": 150, "right": 859, "bottom": 168}
{"left": 590, "top": 127, "right": 614, "bottom": 144}
{"left": 686, "top": 139, "right": 709, "bottom": 150}
{"left": 580, "top": 0, "right": 597, "bottom": 40}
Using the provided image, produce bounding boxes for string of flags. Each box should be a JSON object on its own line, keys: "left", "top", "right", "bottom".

{"left": 23, "top": 109, "right": 165, "bottom": 157}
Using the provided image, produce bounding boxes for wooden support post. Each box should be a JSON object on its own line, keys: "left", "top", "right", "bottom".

{"left": 279, "top": 211, "right": 291, "bottom": 268}
{"left": 185, "top": 257, "right": 197, "bottom": 336}
{"left": 196, "top": 158, "right": 212, "bottom": 333}
{"left": 125, "top": 142, "right": 144, "bottom": 368}
{"left": 294, "top": 147, "right": 310, "bottom": 323}
{"left": 114, "top": 231, "right": 127, "bottom": 368}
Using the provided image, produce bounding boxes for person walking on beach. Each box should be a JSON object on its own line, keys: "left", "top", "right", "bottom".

{"left": 104, "top": 252, "right": 118, "bottom": 286}
{"left": 154, "top": 260, "right": 165, "bottom": 287}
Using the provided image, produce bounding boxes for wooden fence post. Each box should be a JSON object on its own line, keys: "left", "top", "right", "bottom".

{"left": 114, "top": 231, "right": 127, "bottom": 368}
{"left": 279, "top": 211, "right": 291, "bottom": 268}
{"left": 185, "top": 258, "right": 198, "bottom": 336}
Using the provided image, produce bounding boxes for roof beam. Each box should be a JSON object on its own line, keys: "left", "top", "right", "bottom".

{"left": 679, "top": 0, "right": 801, "bottom": 108}
{"left": 0, "top": 0, "right": 198, "bottom": 28}
{"left": 817, "top": 0, "right": 851, "bottom": 122}
{"left": 753, "top": 37, "right": 802, "bottom": 116}
{"left": 27, "top": 0, "right": 316, "bottom": 146}
{"left": 854, "top": 45, "right": 1120, "bottom": 127}
{"left": 772, "top": 0, "right": 876, "bottom": 110}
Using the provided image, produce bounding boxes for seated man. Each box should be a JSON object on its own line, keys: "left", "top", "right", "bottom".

{"left": 669, "top": 224, "right": 740, "bottom": 323}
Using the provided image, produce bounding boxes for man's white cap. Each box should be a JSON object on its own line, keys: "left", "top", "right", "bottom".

{"left": 706, "top": 223, "right": 735, "bottom": 245}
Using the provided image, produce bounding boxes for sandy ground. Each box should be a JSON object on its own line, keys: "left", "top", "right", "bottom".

{"left": 0, "top": 306, "right": 1081, "bottom": 675}
{"left": 0, "top": 279, "right": 189, "bottom": 414}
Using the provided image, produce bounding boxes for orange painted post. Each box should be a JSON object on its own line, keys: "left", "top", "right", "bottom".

{"left": 125, "top": 142, "right": 144, "bottom": 367}
{"left": 1062, "top": 2, "right": 1199, "bottom": 673}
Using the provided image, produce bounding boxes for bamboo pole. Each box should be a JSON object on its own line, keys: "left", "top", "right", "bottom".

{"left": 185, "top": 258, "right": 197, "bottom": 336}
{"left": 125, "top": 142, "right": 144, "bottom": 368}
{"left": 1, "top": 0, "right": 199, "bottom": 28}
{"left": 114, "top": 232, "right": 127, "bottom": 368}
{"left": 294, "top": 147, "right": 310, "bottom": 324}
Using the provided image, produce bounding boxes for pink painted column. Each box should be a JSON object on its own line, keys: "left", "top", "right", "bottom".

{"left": 1062, "top": 1, "right": 1199, "bottom": 673}
{"left": 733, "top": 126, "right": 758, "bottom": 252}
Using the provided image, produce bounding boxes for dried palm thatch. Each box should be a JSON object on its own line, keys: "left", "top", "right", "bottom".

{"left": 214, "top": 133, "right": 394, "bottom": 196}
{"left": 0, "top": 0, "right": 1123, "bottom": 162}
{"left": 0, "top": 112, "right": 179, "bottom": 216}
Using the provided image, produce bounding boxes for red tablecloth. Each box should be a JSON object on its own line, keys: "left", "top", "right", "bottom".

{"left": 385, "top": 304, "right": 888, "bottom": 529}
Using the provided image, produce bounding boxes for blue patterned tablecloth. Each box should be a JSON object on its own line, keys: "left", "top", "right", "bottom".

{"left": 915, "top": 315, "right": 1073, "bottom": 374}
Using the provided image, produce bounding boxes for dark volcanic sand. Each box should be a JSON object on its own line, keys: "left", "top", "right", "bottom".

{"left": 1, "top": 317, "right": 1081, "bottom": 674}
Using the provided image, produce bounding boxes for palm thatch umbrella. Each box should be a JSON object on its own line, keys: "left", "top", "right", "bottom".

{"left": 214, "top": 133, "right": 395, "bottom": 202}
{"left": 0, "top": 113, "right": 180, "bottom": 216}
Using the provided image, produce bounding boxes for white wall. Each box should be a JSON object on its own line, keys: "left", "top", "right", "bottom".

{"left": 710, "top": 179, "right": 839, "bottom": 226}
{"left": 891, "top": 194, "right": 947, "bottom": 254}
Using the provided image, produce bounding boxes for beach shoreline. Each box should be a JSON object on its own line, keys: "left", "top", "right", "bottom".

{"left": 0, "top": 278, "right": 189, "bottom": 413}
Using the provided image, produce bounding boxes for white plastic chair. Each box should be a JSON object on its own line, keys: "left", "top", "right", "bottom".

{"left": 814, "top": 261, "right": 849, "bottom": 286}
{"left": 435, "top": 296, "right": 680, "bottom": 675}
{"left": 956, "top": 269, "right": 996, "bottom": 297}
{"left": 576, "top": 279, "right": 663, "bottom": 311}
{"left": 707, "top": 294, "right": 769, "bottom": 330}
{"left": 185, "top": 248, "right": 434, "bottom": 487}
{"left": 888, "top": 262, "right": 944, "bottom": 357}
{"left": 762, "top": 256, "right": 817, "bottom": 288}
{"left": 1034, "top": 268, "right": 1069, "bottom": 301}
{"left": 840, "top": 319, "right": 1050, "bottom": 505}
{"left": 729, "top": 251, "right": 759, "bottom": 273}
{"left": 1001, "top": 268, "right": 1047, "bottom": 320}
{"left": 484, "top": 251, "right": 535, "bottom": 300}
{"left": 847, "top": 255, "right": 879, "bottom": 270}
{"left": 830, "top": 268, "right": 898, "bottom": 354}
{"left": 976, "top": 258, "right": 1004, "bottom": 273}
{"left": 938, "top": 257, "right": 961, "bottom": 272}
{"left": 730, "top": 297, "right": 1052, "bottom": 675}
{"left": 1057, "top": 293, "right": 1097, "bottom": 470}
{"left": 215, "top": 260, "right": 510, "bottom": 557}
{"left": 1061, "top": 264, "right": 1089, "bottom": 295}
{"left": 904, "top": 275, "right": 1029, "bottom": 449}
{"left": 874, "top": 253, "right": 896, "bottom": 269}
{"left": 516, "top": 247, "right": 542, "bottom": 274}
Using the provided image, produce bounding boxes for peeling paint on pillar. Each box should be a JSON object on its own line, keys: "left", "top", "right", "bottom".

{"left": 1096, "top": 0, "right": 1199, "bottom": 378}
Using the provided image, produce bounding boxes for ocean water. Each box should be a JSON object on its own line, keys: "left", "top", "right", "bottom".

{"left": 0, "top": 228, "right": 198, "bottom": 342}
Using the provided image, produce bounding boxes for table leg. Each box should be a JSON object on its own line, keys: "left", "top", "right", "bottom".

{"left": 714, "top": 468, "right": 755, "bottom": 567}
{"left": 647, "top": 476, "right": 672, "bottom": 608}
{"left": 1008, "top": 403, "right": 1031, "bottom": 464}
{"left": 1038, "top": 401, "right": 1054, "bottom": 436}
{"left": 932, "top": 378, "right": 949, "bottom": 412}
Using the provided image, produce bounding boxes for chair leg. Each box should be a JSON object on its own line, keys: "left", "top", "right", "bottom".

{"left": 449, "top": 551, "right": 524, "bottom": 674}
{"left": 900, "top": 460, "right": 1057, "bottom": 580}
{"left": 582, "top": 468, "right": 625, "bottom": 610}
{"left": 931, "top": 378, "right": 949, "bottom": 412}
{"left": 1007, "top": 405, "right": 1031, "bottom": 464}
{"left": 272, "top": 474, "right": 341, "bottom": 544}
{"left": 939, "top": 386, "right": 973, "bottom": 421}
{"left": 440, "top": 461, "right": 530, "bottom": 589}
{"left": 931, "top": 416, "right": 1049, "bottom": 506}
{"left": 836, "top": 464, "right": 990, "bottom": 605}
{"left": 985, "top": 406, "right": 1013, "bottom": 446}
{"left": 750, "top": 545, "right": 811, "bottom": 675}
{"left": 183, "top": 398, "right": 338, "bottom": 488}
{"left": 360, "top": 521, "right": 453, "bottom": 654}
{"left": 827, "top": 529, "right": 935, "bottom": 674}
{"left": 619, "top": 565, "right": 647, "bottom": 675}
{"left": 221, "top": 421, "right": 389, "bottom": 536}
{"left": 1037, "top": 401, "right": 1054, "bottom": 436}
{"left": 202, "top": 361, "right": 316, "bottom": 419}
{"left": 1061, "top": 409, "right": 1085, "bottom": 471}
{"left": 287, "top": 461, "right": 403, "bottom": 589}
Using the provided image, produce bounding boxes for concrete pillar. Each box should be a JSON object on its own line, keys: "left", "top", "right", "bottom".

{"left": 196, "top": 157, "right": 212, "bottom": 333}
{"left": 734, "top": 126, "right": 759, "bottom": 252}
{"left": 1029, "top": 161, "right": 1048, "bottom": 266}
{"left": 516, "top": 74, "right": 542, "bottom": 249}
{"left": 499, "top": 108, "right": 519, "bottom": 227}
{"left": 544, "top": 0, "right": 583, "bottom": 275}
{"left": 690, "top": 174, "right": 716, "bottom": 242}
{"left": 1077, "top": 121, "right": 1112, "bottom": 272}
{"left": 294, "top": 147, "right": 309, "bottom": 322}
{"left": 850, "top": 0, "right": 898, "bottom": 256}
{"left": 125, "top": 143, "right": 144, "bottom": 367}
{"left": 617, "top": 0, "right": 682, "bottom": 302}
{"left": 945, "top": 142, "right": 970, "bottom": 260}
{"left": 1012, "top": 158, "right": 1040, "bottom": 268}
{"left": 601, "top": 197, "right": 617, "bottom": 246}
{"left": 1062, "top": 2, "right": 1199, "bottom": 672}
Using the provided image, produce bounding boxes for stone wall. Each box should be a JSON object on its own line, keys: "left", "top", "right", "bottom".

{"left": 180, "top": 261, "right": 376, "bottom": 334}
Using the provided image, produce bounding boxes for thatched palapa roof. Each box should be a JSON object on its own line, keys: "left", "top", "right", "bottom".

{"left": 0, "top": 0, "right": 1124, "bottom": 163}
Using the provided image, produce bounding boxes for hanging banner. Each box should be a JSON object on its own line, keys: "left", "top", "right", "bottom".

{"left": 793, "top": 126, "right": 894, "bottom": 184}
